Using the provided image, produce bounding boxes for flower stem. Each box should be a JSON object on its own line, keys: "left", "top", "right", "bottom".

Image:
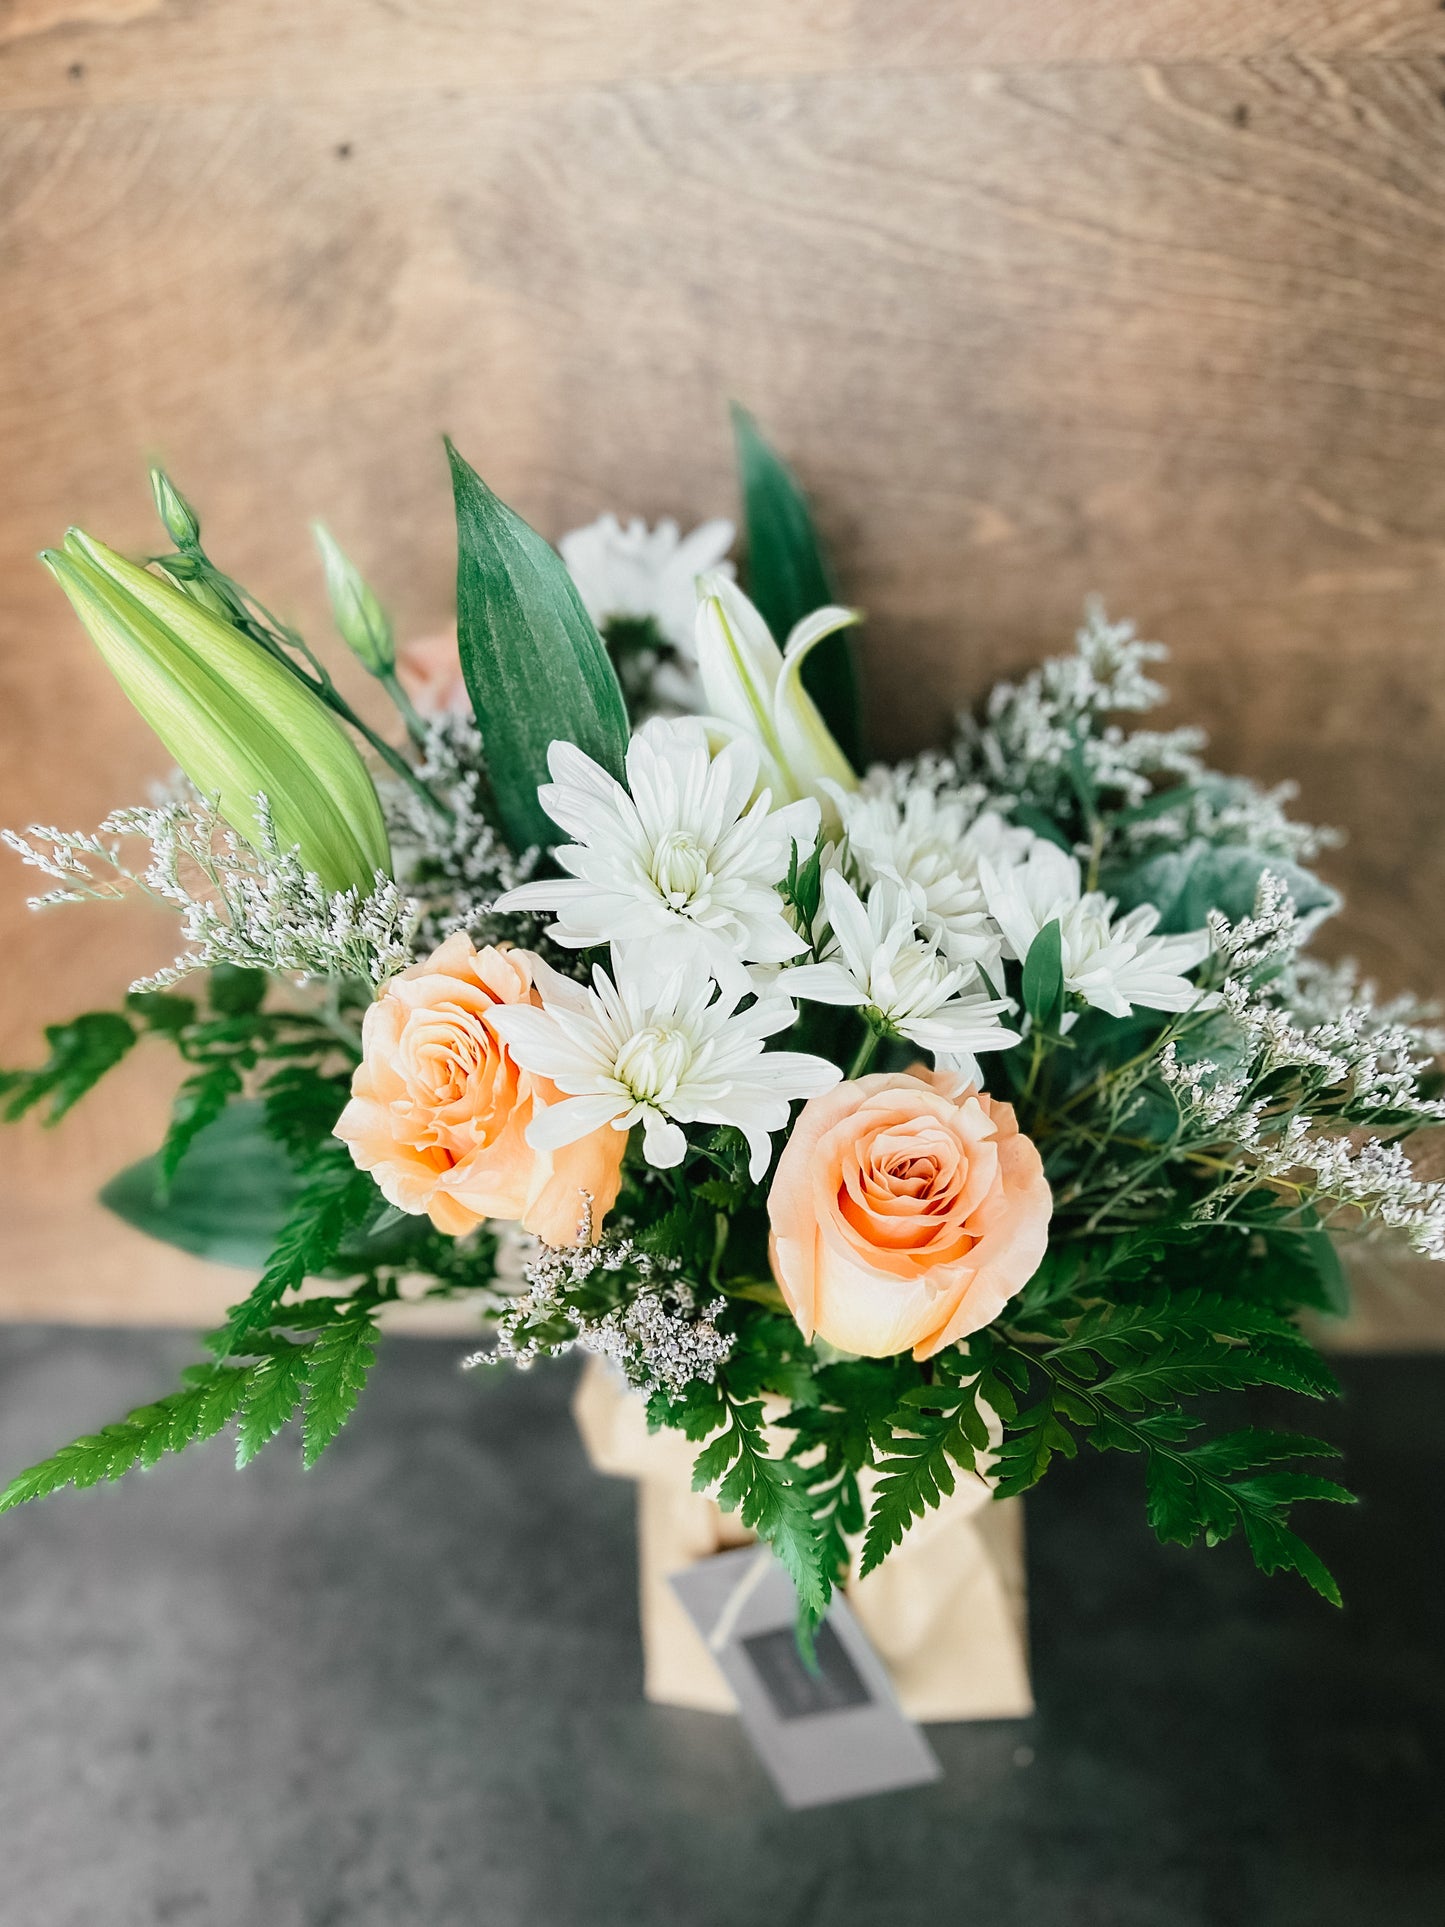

{"left": 847, "top": 1025, "right": 882, "bottom": 1080}
{"left": 378, "top": 670, "right": 431, "bottom": 751}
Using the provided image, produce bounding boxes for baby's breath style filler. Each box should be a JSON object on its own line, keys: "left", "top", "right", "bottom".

{"left": 2, "top": 416, "right": 1440, "bottom": 1642}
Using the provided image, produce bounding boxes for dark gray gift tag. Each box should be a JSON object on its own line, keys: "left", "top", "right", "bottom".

{"left": 669, "top": 1547, "right": 942, "bottom": 1808}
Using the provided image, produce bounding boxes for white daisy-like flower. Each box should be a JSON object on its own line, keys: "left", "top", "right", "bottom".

{"left": 493, "top": 717, "right": 819, "bottom": 990}
{"left": 491, "top": 952, "right": 841, "bottom": 1181}
{"left": 839, "top": 776, "right": 1033, "bottom": 971}
{"left": 783, "top": 869, "right": 1022, "bottom": 1067}
{"left": 978, "top": 841, "right": 1213, "bottom": 1019}
{"left": 559, "top": 514, "right": 735, "bottom": 657}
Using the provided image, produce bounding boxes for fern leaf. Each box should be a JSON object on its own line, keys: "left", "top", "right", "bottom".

{"left": 302, "top": 1305, "right": 379, "bottom": 1468}
{"left": 0, "top": 1364, "right": 250, "bottom": 1512}
{"left": 235, "top": 1343, "right": 311, "bottom": 1467}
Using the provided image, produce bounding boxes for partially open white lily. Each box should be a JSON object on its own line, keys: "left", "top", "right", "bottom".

{"left": 693, "top": 572, "right": 860, "bottom": 818}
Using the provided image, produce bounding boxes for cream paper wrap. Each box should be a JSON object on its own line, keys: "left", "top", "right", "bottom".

{"left": 573, "top": 1355, "right": 1033, "bottom": 1723}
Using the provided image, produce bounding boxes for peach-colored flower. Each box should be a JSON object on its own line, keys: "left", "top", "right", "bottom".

{"left": 335, "top": 933, "right": 625, "bottom": 1245}
{"left": 767, "top": 1066, "right": 1051, "bottom": 1360}
{"left": 396, "top": 627, "right": 469, "bottom": 719}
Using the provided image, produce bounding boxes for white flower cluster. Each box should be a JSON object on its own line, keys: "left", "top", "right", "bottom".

{"left": 1254, "top": 1123, "right": 1445, "bottom": 1261}
{"left": 1160, "top": 877, "right": 1445, "bottom": 1135}
{"left": 381, "top": 714, "right": 539, "bottom": 953}
{"left": 5, "top": 791, "right": 422, "bottom": 991}
{"left": 785, "top": 772, "right": 1216, "bottom": 1076}
{"left": 1140, "top": 873, "right": 1445, "bottom": 1255}
{"left": 470, "top": 1210, "right": 733, "bottom": 1397}
{"left": 949, "top": 602, "right": 1334, "bottom": 876}
{"left": 1120, "top": 774, "right": 1340, "bottom": 866}
{"left": 955, "top": 601, "right": 1206, "bottom": 814}
{"left": 491, "top": 716, "right": 843, "bottom": 1180}
{"left": 559, "top": 513, "right": 736, "bottom": 716}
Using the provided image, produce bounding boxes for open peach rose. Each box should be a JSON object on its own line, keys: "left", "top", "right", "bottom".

{"left": 767, "top": 1066, "right": 1051, "bottom": 1359}
{"left": 335, "top": 933, "right": 624, "bottom": 1245}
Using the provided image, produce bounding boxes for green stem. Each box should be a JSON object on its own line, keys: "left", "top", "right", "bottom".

{"left": 1020, "top": 1029, "right": 1047, "bottom": 1103}
{"left": 847, "top": 1025, "right": 883, "bottom": 1080}
{"left": 378, "top": 670, "right": 430, "bottom": 751}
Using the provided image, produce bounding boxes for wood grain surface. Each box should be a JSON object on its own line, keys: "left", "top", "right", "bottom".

{"left": 2, "top": 4, "right": 1444, "bottom": 1331}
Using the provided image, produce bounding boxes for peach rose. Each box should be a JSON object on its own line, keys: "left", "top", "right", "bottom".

{"left": 767, "top": 1066, "right": 1051, "bottom": 1360}
{"left": 396, "top": 627, "right": 469, "bottom": 719}
{"left": 335, "top": 933, "right": 624, "bottom": 1245}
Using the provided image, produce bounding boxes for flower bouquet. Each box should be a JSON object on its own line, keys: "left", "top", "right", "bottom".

{"left": 4, "top": 407, "right": 1443, "bottom": 1673}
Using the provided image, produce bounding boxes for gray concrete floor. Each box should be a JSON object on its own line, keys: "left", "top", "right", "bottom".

{"left": 0, "top": 1327, "right": 1440, "bottom": 1927}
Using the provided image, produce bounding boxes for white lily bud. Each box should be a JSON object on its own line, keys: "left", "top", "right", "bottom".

{"left": 693, "top": 572, "right": 859, "bottom": 816}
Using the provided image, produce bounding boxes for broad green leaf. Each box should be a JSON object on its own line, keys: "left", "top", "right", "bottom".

{"left": 1104, "top": 840, "right": 1338, "bottom": 935}
{"left": 1021, "top": 919, "right": 1065, "bottom": 1030}
{"left": 101, "top": 1099, "right": 300, "bottom": 1268}
{"left": 448, "top": 438, "right": 630, "bottom": 852}
{"left": 731, "top": 404, "right": 862, "bottom": 768}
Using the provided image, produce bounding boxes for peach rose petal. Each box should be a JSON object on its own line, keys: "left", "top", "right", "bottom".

{"left": 767, "top": 1067, "right": 1052, "bottom": 1360}
{"left": 334, "top": 933, "right": 625, "bottom": 1246}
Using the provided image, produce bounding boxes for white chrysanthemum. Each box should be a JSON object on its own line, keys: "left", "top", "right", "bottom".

{"left": 491, "top": 952, "right": 840, "bottom": 1181}
{"left": 839, "top": 776, "right": 1033, "bottom": 971}
{"left": 783, "top": 869, "right": 1021, "bottom": 1067}
{"left": 559, "top": 514, "right": 735, "bottom": 656}
{"left": 494, "top": 718, "right": 818, "bottom": 989}
{"left": 978, "top": 841, "right": 1212, "bottom": 1019}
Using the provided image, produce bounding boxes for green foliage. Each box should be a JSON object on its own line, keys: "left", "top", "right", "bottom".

{"left": 235, "top": 1341, "right": 312, "bottom": 1467}
{"left": 731, "top": 403, "right": 862, "bottom": 767}
{"left": 1021, "top": 919, "right": 1066, "bottom": 1032}
{"left": 688, "top": 1384, "right": 832, "bottom": 1627}
{"left": 781, "top": 1358, "right": 918, "bottom": 1581}
{"left": 101, "top": 1100, "right": 301, "bottom": 1269}
{"left": 0, "top": 1286, "right": 388, "bottom": 1512}
{"left": 448, "top": 437, "right": 630, "bottom": 851}
{"left": 0, "top": 1011, "right": 136, "bottom": 1123}
{"left": 216, "top": 1145, "right": 376, "bottom": 1355}
{"left": 260, "top": 1062, "right": 355, "bottom": 1165}
{"left": 207, "top": 964, "right": 267, "bottom": 1015}
{"left": 780, "top": 837, "right": 825, "bottom": 955}
{"left": 302, "top": 1303, "right": 380, "bottom": 1469}
{"left": 1105, "top": 840, "right": 1338, "bottom": 936}
{"left": 158, "top": 1056, "right": 244, "bottom": 1191}
{"left": 859, "top": 1349, "right": 1021, "bottom": 1578}
{"left": 990, "top": 1293, "right": 1351, "bottom": 1603}
{"left": 125, "top": 990, "right": 196, "bottom": 1034}
{"left": 0, "top": 1362, "right": 251, "bottom": 1512}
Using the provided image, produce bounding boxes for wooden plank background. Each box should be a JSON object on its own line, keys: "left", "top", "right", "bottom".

{"left": 2, "top": 1, "right": 1444, "bottom": 1336}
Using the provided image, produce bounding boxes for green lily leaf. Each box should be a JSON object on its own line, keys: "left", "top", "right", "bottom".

{"left": 449, "top": 439, "right": 630, "bottom": 853}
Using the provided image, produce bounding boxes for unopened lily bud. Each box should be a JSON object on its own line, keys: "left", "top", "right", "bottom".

{"left": 44, "top": 529, "right": 391, "bottom": 897}
{"left": 149, "top": 468, "right": 201, "bottom": 550}
{"left": 313, "top": 523, "right": 394, "bottom": 676}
